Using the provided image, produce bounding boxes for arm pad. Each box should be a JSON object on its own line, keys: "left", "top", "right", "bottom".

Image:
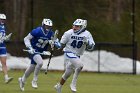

{"left": 24, "top": 33, "right": 33, "bottom": 49}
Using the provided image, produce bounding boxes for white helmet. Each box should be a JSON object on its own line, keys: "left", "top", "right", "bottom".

{"left": 0, "top": 14, "right": 6, "bottom": 19}
{"left": 42, "top": 18, "right": 53, "bottom": 26}
{"left": 73, "top": 19, "right": 87, "bottom": 29}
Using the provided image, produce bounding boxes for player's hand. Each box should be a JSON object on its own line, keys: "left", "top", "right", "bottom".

{"left": 49, "top": 40, "right": 55, "bottom": 49}
{"left": 49, "top": 40, "right": 55, "bottom": 45}
{"left": 0, "top": 40, "right": 3, "bottom": 43}
{"left": 4, "top": 33, "right": 12, "bottom": 41}
{"left": 28, "top": 47, "right": 35, "bottom": 54}
{"left": 83, "top": 36, "right": 89, "bottom": 45}
{"left": 42, "top": 51, "right": 51, "bottom": 55}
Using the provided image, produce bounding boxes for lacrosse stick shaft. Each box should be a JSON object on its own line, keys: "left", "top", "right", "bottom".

{"left": 23, "top": 49, "right": 41, "bottom": 54}
{"left": 45, "top": 50, "right": 53, "bottom": 74}
{"left": 45, "top": 30, "right": 58, "bottom": 74}
{"left": 23, "top": 49, "right": 51, "bottom": 55}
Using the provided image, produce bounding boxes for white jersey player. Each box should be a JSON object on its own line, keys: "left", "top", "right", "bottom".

{"left": 54, "top": 19, "right": 95, "bottom": 93}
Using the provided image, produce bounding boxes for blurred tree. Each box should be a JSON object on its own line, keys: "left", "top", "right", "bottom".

{"left": 0, "top": 0, "right": 139, "bottom": 59}
{"left": 4, "top": 0, "right": 28, "bottom": 41}
{"left": 107, "top": 0, "right": 122, "bottom": 22}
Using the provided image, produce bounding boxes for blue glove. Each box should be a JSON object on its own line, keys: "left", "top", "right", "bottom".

{"left": 49, "top": 39, "right": 61, "bottom": 49}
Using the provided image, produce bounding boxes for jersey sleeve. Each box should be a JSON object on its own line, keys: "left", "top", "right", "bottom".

{"left": 30, "top": 28, "right": 38, "bottom": 37}
{"left": 60, "top": 31, "right": 69, "bottom": 44}
{"left": 24, "top": 33, "right": 33, "bottom": 48}
{"left": 88, "top": 32, "right": 95, "bottom": 46}
{"left": 86, "top": 32, "right": 95, "bottom": 50}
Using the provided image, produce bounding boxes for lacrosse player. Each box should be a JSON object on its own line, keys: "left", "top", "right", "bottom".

{"left": 54, "top": 19, "right": 95, "bottom": 93}
{"left": 0, "top": 13, "right": 13, "bottom": 84}
{"left": 18, "top": 18, "right": 61, "bottom": 91}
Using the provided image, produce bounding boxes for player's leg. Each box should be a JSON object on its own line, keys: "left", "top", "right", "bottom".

{"left": 54, "top": 58, "right": 73, "bottom": 93}
{"left": 0, "top": 49, "right": 13, "bottom": 84}
{"left": 22, "top": 64, "right": 35, "bottom": 82}
{"left": 18, "top": 64, "right": 35, "bottom": 91}
{"left": 54, "top": 68, "right": 73, "bottom": 93}
{"left": 32, "top": 54, "right": 43, "bottom": 88}
{"left": 70, "top": 58, "right": 83, "bottom": 92}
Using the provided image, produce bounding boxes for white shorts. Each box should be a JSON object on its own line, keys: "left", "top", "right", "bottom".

{"left": 64, "top": 52, "right": 83, "bottom": 70}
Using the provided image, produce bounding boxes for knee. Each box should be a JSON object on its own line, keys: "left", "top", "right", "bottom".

{"left": 78, "top": 64, "right": 83, "bottom": 70}
{"left": 76, "top": 64, "right": 83, "bottom": 72}
{"left": 37, "top": 62, "right": 43, "bottom": 67}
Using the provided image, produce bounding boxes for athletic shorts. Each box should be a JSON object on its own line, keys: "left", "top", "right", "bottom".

{"left": 29, "top": 53, "right": 42, "bottom": 65}
{"left": 0, "top": 48, "right": 7, "bottom": 57}
{"left": 64, "top": 52, "right": 83, "bottom": 70}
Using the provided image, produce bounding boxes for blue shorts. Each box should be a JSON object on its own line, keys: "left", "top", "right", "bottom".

{"left": 29, "top": 54, "right": 37, "bottom": 65}
{"left": 29, "top": 53, "right": 42, "bottom": 65}
{"left": 0, "top": 48, "right": 7, "bottom": 56}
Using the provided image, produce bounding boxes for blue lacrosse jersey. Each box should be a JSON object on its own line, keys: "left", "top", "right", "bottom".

{"left": 0, "top": 24, "right": 6, "bottom": 48}
{"left": 30, "top": 26, "right": 54, "bottom": 52}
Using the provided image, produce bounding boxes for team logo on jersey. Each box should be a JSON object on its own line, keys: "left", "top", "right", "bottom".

{"left": 71, "top": 36, "right": 83, "bottom": 40}
{"left": 40, "top": 37, "right": 49, "bottom": 39}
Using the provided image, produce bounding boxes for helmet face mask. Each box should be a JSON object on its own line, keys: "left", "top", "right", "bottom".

{"left": 72, "top": 25, "right": 81, "bottom": 32}
{"left": 43, "top": 25, "right": 52, "bottom": 31}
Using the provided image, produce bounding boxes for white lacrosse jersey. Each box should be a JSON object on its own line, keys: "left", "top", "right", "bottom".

{"left": 60, "top": 29, "right": 95, "bottom": 56}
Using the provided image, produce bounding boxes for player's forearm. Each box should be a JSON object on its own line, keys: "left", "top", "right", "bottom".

{"left": 58, "top": 43, "right": 65, "bottom": 49}
{"left": 24, "top": 33, "right": 33, "bottom": 49}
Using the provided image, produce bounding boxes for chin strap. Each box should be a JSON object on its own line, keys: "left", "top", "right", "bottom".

{"left": 76, "top": 28, "right": 86, "bottom": 35}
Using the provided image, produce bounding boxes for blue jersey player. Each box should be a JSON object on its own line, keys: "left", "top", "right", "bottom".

{"left": 18, "top": 18, "right": 61, "bottom": 91}
{"left": 0, "top": 13, "right": 13, "bottom": 84}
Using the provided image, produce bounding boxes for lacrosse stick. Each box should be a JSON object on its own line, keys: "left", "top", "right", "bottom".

{"left": 45, "top": 30, "right": 59, "bottom": 74}
{"left": 45, "top": 49, "right": 54, "bottom": 74}
{"left": 23, "top": 49, "right": 51, "bottom": 55}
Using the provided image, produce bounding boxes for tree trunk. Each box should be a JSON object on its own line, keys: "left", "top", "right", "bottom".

{"left": 19, "top": 0, "right": 28, "bottom": 40}
{"left": 107, "top": 0, "right": 122, "bottom": 22}
{"left": 4, "top": 0, "right": 28, "bottom": 41}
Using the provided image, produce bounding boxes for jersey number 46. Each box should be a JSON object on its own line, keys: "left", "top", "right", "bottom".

{"left": 71, "top": 40, "right": 83, "bottom": 48}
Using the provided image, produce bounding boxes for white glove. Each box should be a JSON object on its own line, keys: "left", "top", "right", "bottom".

{"left": 0, "top": 40, "right": 4, "bottom": 43}
{"left": 42, "top": 51, "right": 51, "bottom": 55}
{"left": 4, "top": 33, "right": 12, "bottom": 41}
{"left": 83, "top": 36, "right": 89, "bottom": 45}
{"left": 49, "top": 40, "right": 55, "bottom": 45}
{"left": 28, "top": 47, "right": 35, "bottom": 54}
{"left": 49, "top": 40, "right": 55, "bottom": 49}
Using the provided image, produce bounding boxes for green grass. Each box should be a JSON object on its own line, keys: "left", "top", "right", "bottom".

{"left": 0, "top": 70, "right": 140, "bottom": 93}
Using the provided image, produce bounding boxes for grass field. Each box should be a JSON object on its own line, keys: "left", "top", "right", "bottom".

{"left": 0, "top": 70, "right": 140, "bottom": 93}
